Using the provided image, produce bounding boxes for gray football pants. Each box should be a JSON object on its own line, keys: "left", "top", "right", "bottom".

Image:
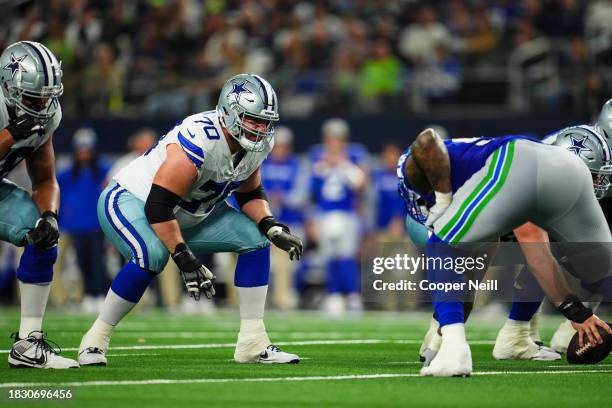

{"left": 432, "top": 139, "right": 611, "bottom": 244}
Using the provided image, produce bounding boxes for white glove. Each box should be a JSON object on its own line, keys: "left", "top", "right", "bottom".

{"left": 425, "top": 191, "right": 453, "bottom": 228}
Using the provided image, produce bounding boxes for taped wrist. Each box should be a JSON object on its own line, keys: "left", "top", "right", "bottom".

{"left": 234, "top": 184, "right": 268, "bottom": 208}
{"left": 145, "top": 184, "right": 181, "bottom": 224}
{"left": 558, "top": 294, "right": 593, "bottom": 323}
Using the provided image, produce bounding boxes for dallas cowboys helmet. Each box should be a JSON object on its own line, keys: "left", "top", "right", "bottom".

{"left": 553, "top": 126, "right": 612, "bottom": 199}
{"left": 0, "top": 41, "right": 63, "bottom": 121}
{"left": 596, "top": 99, "right": 612, "bottom": 146}
{"left": 216, "top": 74, "right": 279, "bottom": 152}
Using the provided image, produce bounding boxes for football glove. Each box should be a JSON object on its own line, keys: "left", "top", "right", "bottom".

{"left": 425, "top": 191, "right": 453, "bottom": 228}
{"left": 26, "top": 211, "right": 59, "bottom": 249}
{"left": 258, "top": 216, "right": 303, "bottom": 261}
{"left": 5, "top": 115, "right": 43, "bottom": 141}
{"left": 172, "top": 243, "right": 215, "bottom": 301}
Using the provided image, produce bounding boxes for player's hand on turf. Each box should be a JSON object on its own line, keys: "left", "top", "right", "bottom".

{"left": 172, "top": 243, "right": 216, "bottom": 301}
{"left": 5, "top": 115, "right": 44, "bottom": 141}
{"left": 571, "top": 316, "right": 612, "bottom": 348}
{"left": 258, "top": 216, "right": 303, "bottom": 261}
{"left": 425, "top": 191, "right": 452, "bottom": 228}
{"left": 26, "top": 211, "right": 59, "bottom": 249}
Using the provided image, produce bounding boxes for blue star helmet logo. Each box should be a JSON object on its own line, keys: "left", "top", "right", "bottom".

{"left": 567, "top": 135, "right": 593, "bottom": 156}
{"left": 3, "top": 53, "right": 28, "bottom": 79}
{"left": 227, "top": 80, "right": 252, "bottom": 103}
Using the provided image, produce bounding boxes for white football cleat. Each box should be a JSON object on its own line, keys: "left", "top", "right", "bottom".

{"left": 419, "top": 317, "right": 441, "bottom": 363}
{"left": 257, "top": 345, "right": 300, "bottom": 364}
{"left": 493, "top": 320, "right": 561, "bottom": 360}
{"left": 8, "top": 331, "right": 79, "bottom": 369}
{"left": 529, "top": 311, "right": 544, "bottom": 346}
{"left": 78, "top": 347, "right": 107, "bottom": 366}
{"left": 78, "top": 326, "right": 110, "bottom": 366}
{"left": 420, "top": 339, "right": 472, "bottom": 377}
{"left": 550, "top": 320, "right": 575, "bottom": 354}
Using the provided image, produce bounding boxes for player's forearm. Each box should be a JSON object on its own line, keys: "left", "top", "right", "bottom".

{"left": 0, "top": 129, "right": 15, "bottom": 160}
{"left": 31, "top": 179, "right": 59, "bottom": 214}
{"left": 241, "top": 199, "right": 272, "bottom": 224}
{"left": 151, "top": 220, "right": 186, "bottom": 253}
{"left": 520, "top": 243, "right": 571, "bottom": 305}
{"left": 411, "top": 128, "right": 451, "bottom": 193}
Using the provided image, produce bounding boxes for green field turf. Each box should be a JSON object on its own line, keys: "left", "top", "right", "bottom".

{"left": 0, "top": 308, "right": 609, "bottom": 407}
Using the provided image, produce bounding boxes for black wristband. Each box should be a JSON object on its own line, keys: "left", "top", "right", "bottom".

{"left": 234, "top": 184, "right": 268, "bottom": 208}
{"left": 41, "top": 210, "right": 58, "bottom": 221}
{"left": 558, "top": 294, "right": 593, "bottom": 323}
{"left": 145, "top": 184, "right": 181, "bottom": 224}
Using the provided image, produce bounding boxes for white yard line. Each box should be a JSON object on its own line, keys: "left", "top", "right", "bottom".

{"left": 105, "top": 353, "right": 160, "bottom": 357}
{"left": 0, "top": 338, "right": 497, "bottom": 354}
{"left": 1, "top": 370, "right": 609, "bottom": 388}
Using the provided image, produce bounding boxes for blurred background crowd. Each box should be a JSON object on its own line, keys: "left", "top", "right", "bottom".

{"left": 2, "top": 0, "right": 612, "bottom": 118}
{"left": 1, "top": 0, "right": 611, "bottom": 316}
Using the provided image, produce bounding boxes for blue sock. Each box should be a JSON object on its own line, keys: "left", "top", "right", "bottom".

{"left": 326, "top": 259, "right": 341, "bottom": 293}
{"left": 509, "top": 265, "right": 544, "bottom": 321}
{"left": 110, "top": 261, "right": 156, "bottom": 303}
{"left": 508, "top": 302, "right": 541, "bottom": 321}
{"left": 16, "top": 245, "right": 57, "bottom": 284}
{"left": 426, "top": 234, "right": 464, "bottom": 326}
{"left": 338, "top": 258, "right": 359, "bottom": 294}
{"left": 235, "top": 246, "right": 270, "bottom": 288}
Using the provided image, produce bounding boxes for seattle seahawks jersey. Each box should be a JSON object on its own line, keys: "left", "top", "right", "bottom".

{"left": 397, "top": 135, "right": 539, "bottom": 207}
{"left": 114, "top": 110, "right": 273, "bottom": 228}
{"left": 0, "top": 93, "right": 61, "bottom": 179}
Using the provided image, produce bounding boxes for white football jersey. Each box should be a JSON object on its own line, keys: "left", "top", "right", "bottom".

{"left": 0, "top": 92, "right": 61, "bottom": 179}
{"left": 115, "top": 110, "right": 273, "bottom": 228}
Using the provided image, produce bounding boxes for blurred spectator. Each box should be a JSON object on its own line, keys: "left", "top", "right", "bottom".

{"left": 397, "top": 6, "right": 451, "bottom": 65}
{"left": 57, "top": 128, "right": 111, "bottom": 312}
{"left": 309, "top": 119, "right": 366, "bottom": 317}
{"left": 107, "top": 128, "right": 157, "bottom": 182}
{"left": 358, "top": 40, "right": 403, "bottom": 110}
{"left": 81, "top": 43, "right": 124, "bottom": 116}
{"left": 371, "top": 141, "right": 406, "bottom": 234}
{"left": 261, "top": 126, "right": 307, "bottom": 310}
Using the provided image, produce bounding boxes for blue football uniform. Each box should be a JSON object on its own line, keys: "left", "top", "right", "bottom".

{"left": 372, "top": 167, "right": 406, "bottom": 228}
{"left": 261, "top": 155, "right": 304, "bottom": 225}
{"left": 397, "top": 135, "right": 540, "bottom": 210}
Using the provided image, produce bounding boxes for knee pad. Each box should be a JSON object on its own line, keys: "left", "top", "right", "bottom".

{"left": 235, "top": 246, "right": 270, "bottom": 288}
{"left": 16, "top": 245, "right": 57, "bottom": 284}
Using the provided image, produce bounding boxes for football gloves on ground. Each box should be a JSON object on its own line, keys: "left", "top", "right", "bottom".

{"left": 5, "top": 115, "right": 44, "bottom": 141}
{"left": 258, "top": 216, "right": 303, "bottom": 261}
{"left": 172, "top": 243, "right": 216, "bottom": 301}
{"left": 26, "top": 211, "right": 59, "bottom": 249}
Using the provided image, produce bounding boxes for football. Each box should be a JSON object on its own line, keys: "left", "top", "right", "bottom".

{"left": 566, "top": 323, "right": 612, "bottom": 364}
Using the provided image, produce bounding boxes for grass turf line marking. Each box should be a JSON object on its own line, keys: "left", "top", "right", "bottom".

{"left": 0, "top": 339, "right": 497, "bottom": 354}
{"left": 1, "top": 370, "right": 610, "bottom": 388}
{"left": 106, "top": 353, "right": 160, "bottom": 357}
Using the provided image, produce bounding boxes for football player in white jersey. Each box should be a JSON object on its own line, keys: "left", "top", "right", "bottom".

{"left": 0, "top": 41, "right": 78, "bottom": 368}
{"left": 78, "top": 74, "right": 303, "bottom": 366}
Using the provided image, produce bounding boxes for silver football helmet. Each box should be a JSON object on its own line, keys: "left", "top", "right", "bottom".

{"left": 553, "top": 126, "right": 612, "bottom": 199}
{"left": 216, "top": 74, "right": 279, "bottom": 152}
{"left": 0, "top": 41, "right": 63, "bottom": 121}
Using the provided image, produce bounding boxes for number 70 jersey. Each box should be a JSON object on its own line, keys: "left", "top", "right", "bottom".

{"left": 114, "top": 110, "right": 273, "bottom": 228}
